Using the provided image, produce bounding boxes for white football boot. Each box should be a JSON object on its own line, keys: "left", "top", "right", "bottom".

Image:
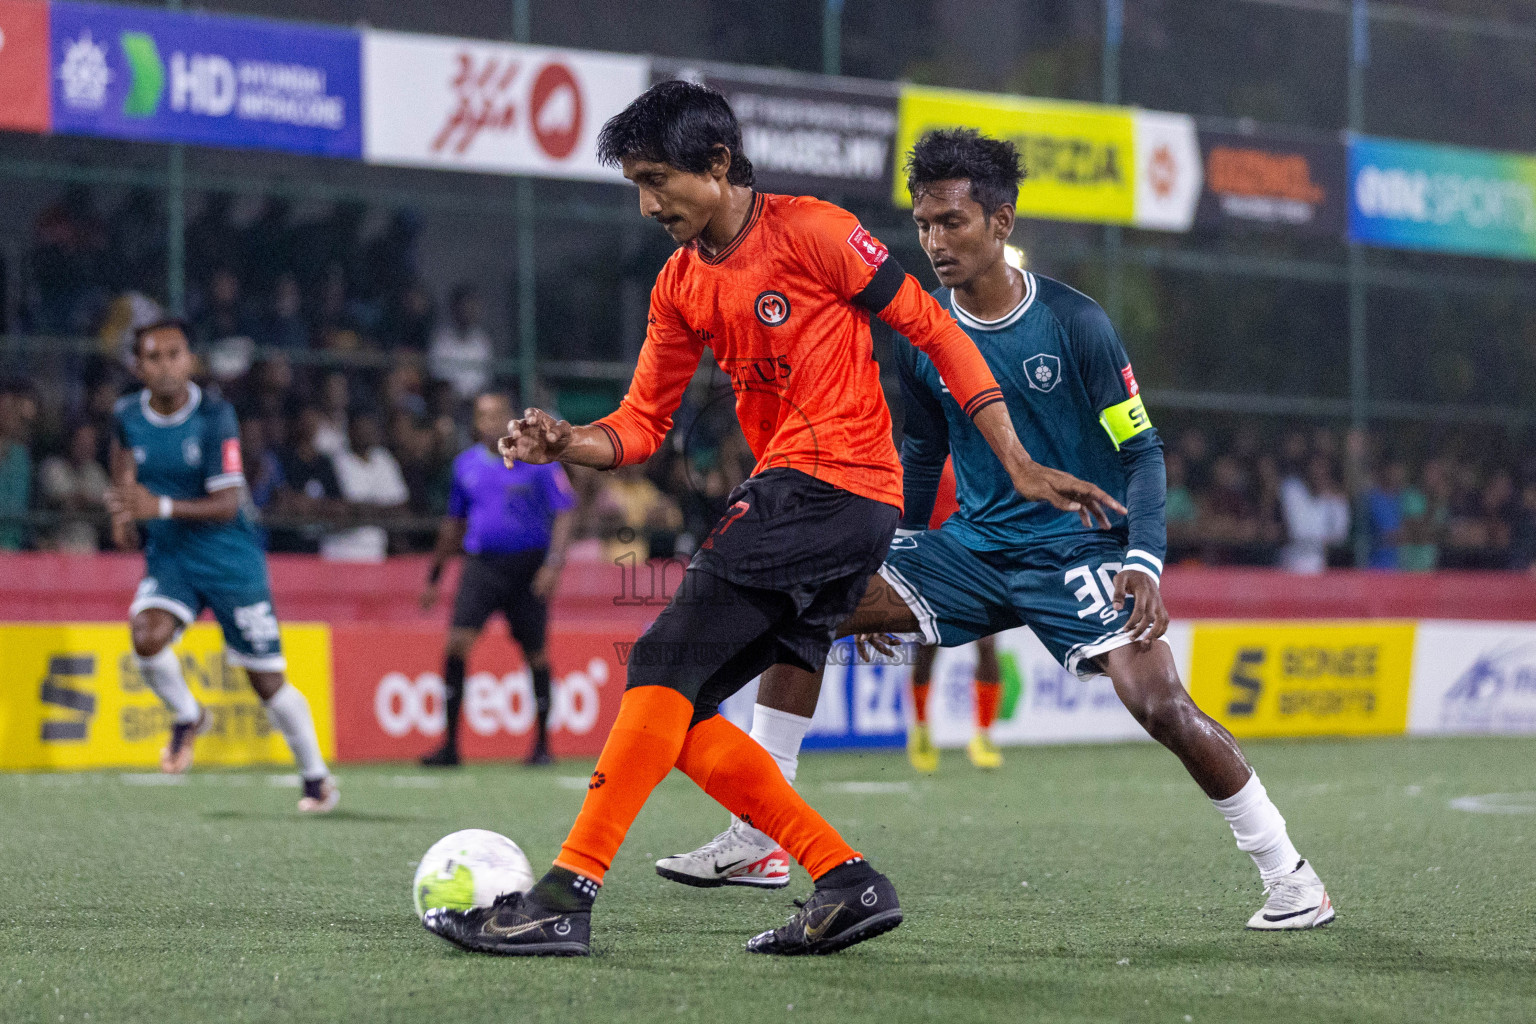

{"left": 655, "top": 820, "right": 791, "bottom": 889}
{"left": 1246, "top": 859, "right": 1335, "bottom": 930}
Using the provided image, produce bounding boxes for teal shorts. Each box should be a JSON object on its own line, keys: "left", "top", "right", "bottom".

{"left": 877, "top": 526, "right": 1143, "bottom": 680}
{"left": 130, "top": 553, "right": 285, "bottom": 671}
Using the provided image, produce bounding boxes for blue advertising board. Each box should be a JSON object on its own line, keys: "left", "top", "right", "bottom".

{"left": 1349, "top": 135, "right": 1536, "bottom": 261}
{"left": 49, "top": 0, "right": 361, "bottom": 158}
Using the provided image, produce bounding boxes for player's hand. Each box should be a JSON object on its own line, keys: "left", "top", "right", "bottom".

{"left": 531, "top": 563, "right": 561, "bottom": 599}
{"left": 1113, "top": 568, "right": 1168, "bottom": 647}
{"left": 499, "top": 408, "right": 572, "bottom": 466}
{"left": 855, "top": 632, "right": 900, "bottom": 661}
{"left": 419, "top": 582, "right": 440, "bottom": 611}
{"left": 106, "top": 482, "right": 162, "bottom": 522}
{"left": 1007, "top": 462, "right": 1124, "bottom": 530}
{"left": 110, "top": 516, "right": 138, "bottom": 551}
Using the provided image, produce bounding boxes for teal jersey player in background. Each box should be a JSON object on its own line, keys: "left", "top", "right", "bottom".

{"left": 661, "top": 129, "right": 1335, "bottom": 933}
{"left": 109, "top": 320, "right": 338, "bottom": 812}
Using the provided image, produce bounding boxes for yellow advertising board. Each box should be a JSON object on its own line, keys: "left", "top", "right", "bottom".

{"left": 0, "top": 623, "right": 334, "bottom": 770}
{"left": 1186, "top": 621, "right": 1414, "bottom": 739}
{"left": 895, "top": 85, "right": 1136, "bottom": 223}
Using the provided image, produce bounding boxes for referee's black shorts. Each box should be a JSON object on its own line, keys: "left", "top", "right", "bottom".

{"left": 450, "top": 549, "right": 550, "bottom": 651}
{"left": 623, "top": 468, "right": 898, "bottom": 725}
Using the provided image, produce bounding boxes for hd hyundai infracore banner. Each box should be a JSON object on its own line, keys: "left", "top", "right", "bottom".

{"left": 48, "top": 0, "right": 362, "bottom": 157}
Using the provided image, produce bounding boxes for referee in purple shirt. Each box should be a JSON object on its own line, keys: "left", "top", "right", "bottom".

{"left": 420, "top": 393, "right": 577, "bottom": 766}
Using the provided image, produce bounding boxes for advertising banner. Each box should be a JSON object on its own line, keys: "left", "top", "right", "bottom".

{"left": 1408, "top": 621, "right": 1536, "bottom": 736}
{"left": 363, "top": 30, "right": 647, "bottom": 181}
{"left": 1186, "top": 620, "right": 1414, "bottom": 739}
{"left": 0, "top": 0, "right": 50, "bottom": 133}
{"left": 894, "top": 86, "right": 1200, "bottom": 231}
{"left": 1195, "top": 129, "right": 1346, "bottom": 236}
{"left": 0, "top": 622, "right": 334, "bottom": 771}
{"left": 653, "top": 61, "right": 898, "bottom": 200}
{"left": 895, "top": 86, "right": 1136, "bottom": 223}
{"left": 1349, "top": 135, "right": 1536, "bottom": 260}
{"left": 48, "top": 0, "right": 360, "bottom": 156}
{"left": 329, "top": 623, "right": 627, "bottom": 761}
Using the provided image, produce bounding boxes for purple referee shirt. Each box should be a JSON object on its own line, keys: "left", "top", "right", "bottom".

{"left": 447, "top": 446, "right": 577, "bottom": 555}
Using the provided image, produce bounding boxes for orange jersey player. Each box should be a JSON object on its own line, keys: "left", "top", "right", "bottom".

{"left": 420, "top": 80, "right": 1121, "bottom": 960}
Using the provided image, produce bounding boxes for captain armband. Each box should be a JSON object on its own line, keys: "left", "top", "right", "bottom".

{"left": 1098, "top": 395, "right": 1152, "bottom": 450}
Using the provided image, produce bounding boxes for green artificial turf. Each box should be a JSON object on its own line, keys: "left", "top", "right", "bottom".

{"left": 2, "top": 736, "right": 1533, "bottom": 1023}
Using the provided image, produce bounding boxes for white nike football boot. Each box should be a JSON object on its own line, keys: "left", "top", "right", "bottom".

{"left": 1246, "top": 859, "right": 1335, "bottom": 930}
{"left": 655, "top": 820, "right": 791, "bottom": 889}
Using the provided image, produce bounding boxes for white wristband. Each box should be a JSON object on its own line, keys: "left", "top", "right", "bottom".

{"left": 158, "top": 496, "right": 173, "bottom": 519}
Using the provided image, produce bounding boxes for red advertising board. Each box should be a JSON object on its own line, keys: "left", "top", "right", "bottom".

{"left": 330, "top": 622, "right": 631, "bottom": 761}
{"left": 0, "top": 0, "right": 50, "bottom": 133}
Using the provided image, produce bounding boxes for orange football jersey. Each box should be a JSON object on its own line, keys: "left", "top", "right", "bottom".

{"left": 595, "top": 192, "right": 1003, "bottom": 510}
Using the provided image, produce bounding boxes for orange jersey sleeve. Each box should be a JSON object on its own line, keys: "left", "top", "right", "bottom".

{"left": 877, "top": 274, "right": 1004, "bottom": 419}
{"left": 785, "top": 200, "right": 1002, "bottom": 419}
{"left": 591, "top": 258, "right": 703, "bottom": 467}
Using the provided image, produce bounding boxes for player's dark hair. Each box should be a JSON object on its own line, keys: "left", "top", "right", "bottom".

{"left": 597, "top": 80, "right": 755, "bottom": 187}
{"left": 131, "top": 318, "right": 190, "bottom": 355}
{"left": 905, "top": 128, "right": 1025, "bottom": 216}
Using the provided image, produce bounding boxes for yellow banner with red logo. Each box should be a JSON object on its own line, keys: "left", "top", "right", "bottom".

{"left": 1185, "top": 621, "right": 1415, "bottom": 738}
{"left": 0, "top": 623, "right": 334, "bottom": 770}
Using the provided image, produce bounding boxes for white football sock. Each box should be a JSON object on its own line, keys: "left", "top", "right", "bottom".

{"left": 137, "top": 646, "right": 199, "bottom": 724}
{"left": 264, "top": 683, "right": 328, "bottom": 781}
{"left": 735, "top": 704, "right": 814, "bottom": 846}
{"left": 1212, "top": 772, "right": 1303, "bottom": 886}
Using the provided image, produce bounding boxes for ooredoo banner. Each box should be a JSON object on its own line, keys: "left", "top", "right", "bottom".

{"left": 0, "top": 622, "right": 335, "bottom": 771}
{"left": 0, "top": 0, "right": 50, "bottom": 134}
{"left": 329, "top": 623, "right": 627, "bottom": 761}
{"left": 1349, "top": 135, "right": 1536, "bottom": 261}
{"left": 48, "top": 0, "right": 361, "bottom": 157}
{"left": 653, "top": 61, "right": 899, "bottom": 200}
{"left": 1195, "top": 129, "right": 1346, "bottom": 236}
{"left": 362, "top": 30, "right": 647, "bottom": 181}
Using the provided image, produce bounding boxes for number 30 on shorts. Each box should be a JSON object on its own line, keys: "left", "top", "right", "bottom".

{"left": 1064, "top": 563, "right": 1124, "bottom": 624}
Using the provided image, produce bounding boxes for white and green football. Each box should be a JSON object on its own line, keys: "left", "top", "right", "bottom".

{"left": 412, "top": 829, "right": 534, "bottom": 919}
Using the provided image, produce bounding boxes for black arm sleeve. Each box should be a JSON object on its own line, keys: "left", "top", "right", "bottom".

{"left": 893, "top": 335, "right": 950, "bottom": 532}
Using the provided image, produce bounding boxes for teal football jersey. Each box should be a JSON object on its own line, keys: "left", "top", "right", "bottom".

{"left": 894, "top": 271, "right": 1165, "bottom": 579}
{"left": 114, "top": 383, "right": 263, "bottom": 579}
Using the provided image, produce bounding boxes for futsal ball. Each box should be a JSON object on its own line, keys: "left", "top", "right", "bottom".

{"left": 412, "top": 828, "right": 534, "bottom": 919}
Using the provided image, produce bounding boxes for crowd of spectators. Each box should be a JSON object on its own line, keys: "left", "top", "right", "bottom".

{"left": 6, "top": 186, "right": 1536, "bottom": 572}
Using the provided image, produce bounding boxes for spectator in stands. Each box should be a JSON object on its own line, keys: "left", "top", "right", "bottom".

{"left": 430, "top": 284, "right": 494, "bottom": 400}
{"left": 393, "top": 412, "right": 452, "bottom": 522}
{"left": 361, "top": 208, "right": 423, "bottom": 309}
{"left": 38, "top": 422, "right": 109, "bottom": 553}
{"left": 312, "top": 372, "right": 351, "bottom": 457}
{"left": 1366, "top": 461, "right": 1411, "bottom": 569}
{"left": 1397, "top": 461, "right": 1442, "bottom": 572}
{"left": 1197, "top": 455, "right": 1260, "bottom": 562}
{"left": 324, "top": 411, "right": 408, "bottom": 562}
{"left": 0, "top": 385, "right": 35, "bottom": 550}
{"left": 1164, "top": 450, "right": 1199, "bottom": 558}
{"left": 1279, "top": 455, "right": 1350, "bottom": 573}
{"left": 231, "top": 355, "right": 298, "bottom": 425}
{"left": 271, "top": 410, "right": 346, "bottom": 554}
{"left": 190, "top": 267, "right": 257, "bottom": 347}
{"left": 595, "top": 463, "right": 683, "bottom": 562}
{"left": 251, "top": 272, "right": 309, "bottom": 352}
{"left": 313, "top": 263, "right": 367, "bottom": 353}
{"left": 240, "top": 418, "right": 285, "bottom": 513}
{"left": 29, "top": 185, "right": 109, "bottom": 336}
{"left": 384, "top": 362, "right": 430, "bottom": 420}
{"left": 106, "top": 188, "right": 165, "bottom": 297}
{"left": 241, "top": 196, "right": 295, "bottom": 300}
{"left": 381, "top": 280, "right": 436, "bottom": 352}
{"left": 185, "top": 192, "right": 241, "bottom": 303}
{"left": 1506, "top": 476, "right": 1536, "bottom": 571}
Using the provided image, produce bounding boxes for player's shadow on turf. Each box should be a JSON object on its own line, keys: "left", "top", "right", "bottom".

{"left": 201, "top": 809, "right": 422, "bottom": 823}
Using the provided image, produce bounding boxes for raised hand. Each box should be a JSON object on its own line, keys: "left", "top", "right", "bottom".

{"left": 498, "top": 408, "right": 573, "bottom": 467}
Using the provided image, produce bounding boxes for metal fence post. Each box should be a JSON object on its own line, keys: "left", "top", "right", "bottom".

{"left": 1349, "top": 0, "right": 1371, "bottom": 567}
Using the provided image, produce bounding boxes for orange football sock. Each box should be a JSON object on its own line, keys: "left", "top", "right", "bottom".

{"left": 676, "top": 714, "right": 860, "bottom": 880}
{"left": 912, "top": 681, "right": 931, "bottom": 725}
{"left": 975, "top": 681, "right": 1001, "bottom": 730}
{"left": 553, "top": 685, "right": 694, "bottom": 883}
